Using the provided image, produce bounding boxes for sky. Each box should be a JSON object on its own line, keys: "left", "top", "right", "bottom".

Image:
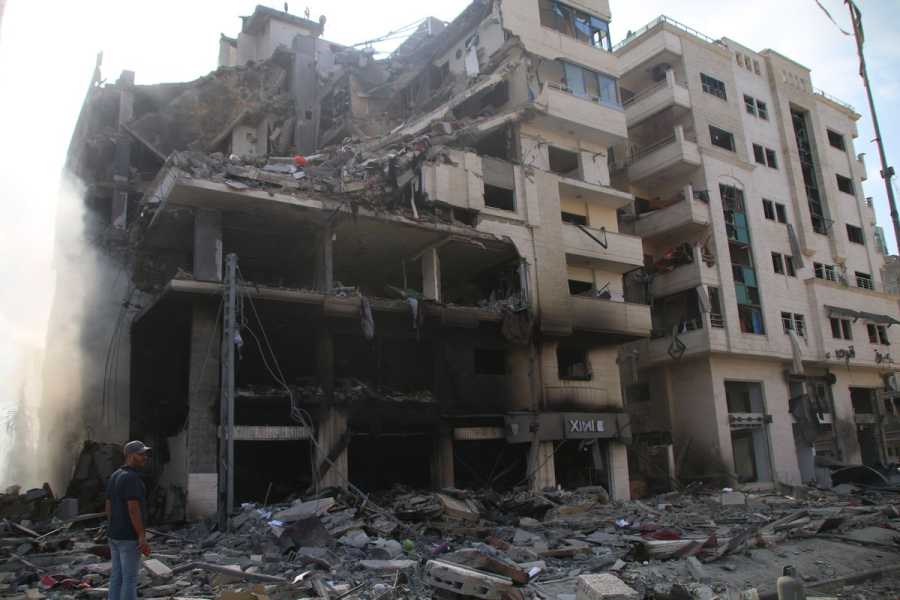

{"left": 0, "top": 0, "right": 897, "bottom": 419}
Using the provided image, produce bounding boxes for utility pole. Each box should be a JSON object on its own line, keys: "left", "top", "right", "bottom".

{"left": 846, "top": 0, "right": 900, "bottom": 252}
{"left": 218, "top": 253, "right": 238, "bottom": 530}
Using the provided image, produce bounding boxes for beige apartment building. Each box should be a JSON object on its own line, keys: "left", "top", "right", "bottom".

{"left": 611, "top": 17, "right": 900, "bottom": 490}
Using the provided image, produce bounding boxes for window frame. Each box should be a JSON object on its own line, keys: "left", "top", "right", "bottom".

{"left": 765, "top": 148, "right": 778, "bottom": 169}
{"left": 846, "top": 224, "right": 864, "bottom": 245}
{"left": 867, "top": 323, "right": 889, "bottom": 345}
{"left": 784, "top": 255, "right": 796, "bottom": 277}
{"left": 753, "top": 143, "right": 766, "bottom": 165}
{"left": 855, "top": 271, "right": 874, "bottom": 290}
{"left": 762, "top": 199, "right": 775, "bottom": 220}
{"left": 744, "top": 94, "right": 757, "bottom": 116}
{"left": 814, "top": 262, "right": 836, "bottom": 282}
{"left": 830, "top": 317, "right": 853, "bottom": 340}
{"left": 756, "top": 99, "right": 768, "bottom": 120}
{"left": 775, "top": 203, "right": 787, "bottom": 224}
{"left": 540, "top": 0, "right": 612, "bottom": 51}
{"left": 836, "top": 174, "right": 854, "bottom": 195}
{"left": 701, "top": 73, "right": 727, "bottom": 100}
{"left": 772, "top": 252, "right": 785, "bottom": 274}
{"left": 710, "top": 125, "right": 736, "bottom": 152}
{"left": 827, "top": 129, "right": 846, "bottom": 151}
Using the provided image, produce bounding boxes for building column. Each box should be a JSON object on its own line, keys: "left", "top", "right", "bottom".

{"left": 316, "top": 406, "right": 349, "bottom": 489}
{"left": 314, "top": 325, "right": 348, "bottom": 488}
{"left": 422, "top": 248, "right": 441, "bottom": 301}
{"left": 187, "top": 301, "right": 220, "bottom": 519}
{"left": 608, "top": 441, "right": 631, "bottom": 501}
{"left": 112, "top": 71, "right": 134, "bottom": 231}
{"left": 193, "top": 209, "right": 223, "bottom": 282}
{"left": 431, "top": 424, "right": 455, "bottom": 489}
{"left": 529, "top": 440, "right": 556, "bottom": 491}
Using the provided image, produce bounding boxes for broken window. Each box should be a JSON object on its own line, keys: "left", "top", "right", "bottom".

{"left": 557, "top": 344, "right": 592, "bottom": 380}
{"left": 540, "top": 0, "right": 612, "bottom": 50}
{"left": 851, "top": 388, "right": 875, "bottom": 414}
{"left": 482, "top": 157, "right": 516, "bottom": 212}
{"left": 475, "top": 125, "right": 516, "bottom": 162}
{"left": 710, "top": 126, "right": 735, "bottom": 152}
{"left": 483, "top": 184, "right": 515, "bottom": 211}
{"left": 474, "top": 348, "right": 506, "bottom": 375}
{"left": 847, "top": 224, "right": 864, "bottom": 244}
{"left": 827, "top": 129, "right": 846, "bottom": 151}
{"left": 700, "top": 73, "right": 727, "bottom": 100}
{"left": 568, "top": 279, "right": 593, "bottom": 295}
{"left": 549, "top": 146, "right": 581, "bottom": 178}
{"left": 561, "top": 211, "right": 588, "bottom": 226}
{"left": 836, "top": 174, "right": 854, "bottom": 195}
{"left": 561, "top": 62, "right": 620, "bottom": 107}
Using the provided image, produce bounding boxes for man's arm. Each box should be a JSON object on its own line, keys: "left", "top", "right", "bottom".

{"left": 126, "top": 499, "right": 149, "bottom": 554}
{"left": 105, "top": 500, "right": 111, "bottom": 521}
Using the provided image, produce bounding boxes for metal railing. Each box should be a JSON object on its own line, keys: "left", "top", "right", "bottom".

{"left": 544, "top": 81, "right": 623, "bottom": 109}
{"left": 612, "top": 15, "right": 719, "bottom": 52}
{"left": 622, "top": 78, "right": 689, "bottom": 108}
{"left": 813, "top": 88, "right": 857, "bottom": 114}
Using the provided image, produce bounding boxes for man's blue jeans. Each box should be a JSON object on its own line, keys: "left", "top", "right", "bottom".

{"left": 108, "top": 538, "right": 140, "bottom": 600}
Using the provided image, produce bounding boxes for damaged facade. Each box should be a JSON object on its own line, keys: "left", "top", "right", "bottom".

{"left": 611, "top": 17, "right": 900, "bottom": 493}
{"left": 62, "top": 0, "right": 651, "bottom": 520}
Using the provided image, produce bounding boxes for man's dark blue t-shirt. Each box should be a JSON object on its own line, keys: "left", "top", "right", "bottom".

{"left": 106, "top": 466, "right": 146, "bottom": 540}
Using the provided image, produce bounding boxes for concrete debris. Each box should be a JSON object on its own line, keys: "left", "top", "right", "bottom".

{"left": 1, "top": 481, "right": 899, "bottom": 598}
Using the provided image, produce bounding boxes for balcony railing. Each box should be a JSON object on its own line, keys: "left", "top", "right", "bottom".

{"left": 622, "top": 78, "right": 687, "bottom": 107}
{"left": 612, "top": 15, "right": 720, "bottom": 52}
{"left": 813, "top": 88, "right": 857, "bottom": 114}
{"left": 545, "top": 81, "right": 623, "bottom": 109}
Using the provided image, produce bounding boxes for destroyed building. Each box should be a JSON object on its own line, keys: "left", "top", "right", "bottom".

{"left": 61, "top": 0, "right": 651, "bottom": 520}
{"left": 56, "top": 0, "right": 900, "bottom": 523}
{"left": 612, "top": 17, "right": 900, "bottom": 493}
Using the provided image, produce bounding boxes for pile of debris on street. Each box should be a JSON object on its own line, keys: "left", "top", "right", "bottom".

{"left": 3, "top": 478, "right": 900, "bottom": 600}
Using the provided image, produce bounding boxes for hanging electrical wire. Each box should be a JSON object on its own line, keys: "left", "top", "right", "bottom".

{"left": 813, "top": 0, "right": 853, "bottom": 36}
{"left": 233, "top": 266, "right": 396, "bottom": 518}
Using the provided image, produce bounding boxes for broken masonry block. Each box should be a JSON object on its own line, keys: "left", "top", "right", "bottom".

{"left": 424, "top": 559, "right": 517, "bottom": 600}
{"left": 575, "top": 574, "right": 639, "bottom": 600}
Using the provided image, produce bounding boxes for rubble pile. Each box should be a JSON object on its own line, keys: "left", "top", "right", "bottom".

{"left": 2, "top": 482, "right": 900, "bottom": 600}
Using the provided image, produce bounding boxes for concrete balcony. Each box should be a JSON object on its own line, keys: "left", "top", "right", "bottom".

{"left": 650, "top": 251, "right": 717, "bottom": 298}
{"left": 621, "top": 125, "right": 701, "bottom": 186}
{"left": 623, "top": 70, "right": 691, "bottom": 127}
{"left": 532, "top": 82, "right": 628, "bottom": 147}
{"left": 558, "top": 177, "right": 633, "bottom": 210}
{"left": 615, "top": 22, "right": 684, "bottom": 75}
{"left": 638, "top": 324, "right": 727, "bottom": 366}
{"left": 571, "top": 296, "right": 652, "bottom": 338}
{"left": 562, "top": 223, "right": 644, "bottom": 272}
{"left": 633, "top": 186, "right": 711, "bottom": 243}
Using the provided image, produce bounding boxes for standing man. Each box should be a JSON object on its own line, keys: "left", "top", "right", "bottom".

{"left": 106, "top": 441, "right": 151, "bottom": 600}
